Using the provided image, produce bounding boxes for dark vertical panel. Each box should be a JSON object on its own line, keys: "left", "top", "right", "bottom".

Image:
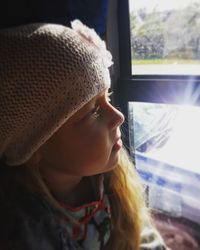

{"left": 118, "top": 0, "right": 132, "bottom": 77}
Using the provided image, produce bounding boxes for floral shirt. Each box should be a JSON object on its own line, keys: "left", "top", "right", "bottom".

{"left": 58, "top": 175, "right": 111, "bottom": 250}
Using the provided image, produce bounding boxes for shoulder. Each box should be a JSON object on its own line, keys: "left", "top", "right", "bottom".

{"left": 0, "top": 185, "right": 61, "bottom": 250}
{"left": 0, "top": 167, "right": 82, "bottom": 250}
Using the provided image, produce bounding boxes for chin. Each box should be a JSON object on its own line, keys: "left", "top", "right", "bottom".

{"left": 92, "top": 157, "right": 119, "bottom": 175}
{"left": 104, "top": 151, "right": 120, "bottom": 172}
{"left": 88, "top": 148, "right": 121, "bottom": 176}
{"left": 110, "top": 146, "right": 121, "bottom": 162}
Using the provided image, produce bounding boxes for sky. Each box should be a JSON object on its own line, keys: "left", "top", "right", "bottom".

{"left": 129, "top": 0, "right": 199, "bottom": 12}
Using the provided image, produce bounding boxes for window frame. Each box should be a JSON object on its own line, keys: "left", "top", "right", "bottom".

{"left": 117, "top": 0, "right": 200, "bottom": 151}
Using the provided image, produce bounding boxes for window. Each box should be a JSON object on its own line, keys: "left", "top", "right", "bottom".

{"left": 117, "top": 0, "right": 200, "bottom": 247}
{"left": 129, "top": 0, "right": 200, "bottom": 75}
{"left": 129, "top": 102, "right": 200, "bottom": 220}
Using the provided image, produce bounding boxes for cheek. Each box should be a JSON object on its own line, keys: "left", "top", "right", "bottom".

{"left": 40, "top": 123, "right": 113, "bottom": 175}
{"left": 62, "top": 124, "right": 108, "bottom": 162}
{"left": 77, "top": 128, "right": 111, "bottom": 162}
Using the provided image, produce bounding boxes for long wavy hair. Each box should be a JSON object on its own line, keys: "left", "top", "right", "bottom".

{"left": 0, "top": 146, "right": 152, "bottom": 250}
{"left": 103, "top": 147, "right": 152, "bottom": 250}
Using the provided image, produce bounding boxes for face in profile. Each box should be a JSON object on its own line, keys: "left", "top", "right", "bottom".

{"left": 30, "top": 89, "right": 124, "bottom": 177}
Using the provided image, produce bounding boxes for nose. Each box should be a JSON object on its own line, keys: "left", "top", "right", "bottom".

{"left": 107, "top": 104, "right": 125, "bottom": 130}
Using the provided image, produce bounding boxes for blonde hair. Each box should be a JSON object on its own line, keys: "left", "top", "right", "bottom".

{"left": 104, "top": 147, "right": 151, "bottom": 250}
{"left": 2, "top": 146, "right": 152, "bottom": 250}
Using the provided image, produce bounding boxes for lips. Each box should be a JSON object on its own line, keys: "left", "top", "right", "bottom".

{"left": 112, "top": 138, "right": 123, "bottom": 151}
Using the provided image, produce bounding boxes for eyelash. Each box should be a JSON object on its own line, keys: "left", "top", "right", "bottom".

{"left": 107, "top": 91, "right": 113, "bottom": 102}
{"left": 90, "top": 106, "right": 100, "bottom": 118}
{"left": 90, "top": 91, "right": 113, "bottom": 119}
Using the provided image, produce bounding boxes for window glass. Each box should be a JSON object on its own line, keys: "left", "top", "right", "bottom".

{"left": 129, "top": 0, "right": 200, "bottom": 75}
{"left": 128, "top": 102, "right": 200, "bottom": 223}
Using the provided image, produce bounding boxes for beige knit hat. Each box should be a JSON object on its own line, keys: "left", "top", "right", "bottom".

{"left": 0, "top": 20, "right": 113, "bottom": 166}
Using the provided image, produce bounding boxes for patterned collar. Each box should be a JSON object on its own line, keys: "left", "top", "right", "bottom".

{"left": 59, "top": 174, "right": 111, "bottom": 250}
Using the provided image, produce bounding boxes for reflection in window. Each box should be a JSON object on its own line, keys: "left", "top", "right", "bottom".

{"left": 128, "top": 102, "right": 200, "bottom": 223}
{"left": 129, "top": 0, "right": 200, "bottom": 75}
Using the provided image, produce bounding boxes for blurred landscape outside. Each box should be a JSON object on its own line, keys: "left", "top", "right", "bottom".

{"left": 129, "top": 102, "right": 200, "bottom": 223}
{"left": 129, "top": 0, "right": 200, "bottom": 75}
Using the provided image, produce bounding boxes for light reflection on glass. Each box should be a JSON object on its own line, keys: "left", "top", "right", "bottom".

{"left": 129, "top": 102, "right": 200, "bottom": 221}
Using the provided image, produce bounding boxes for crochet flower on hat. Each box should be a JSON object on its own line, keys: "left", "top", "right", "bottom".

{"left": 71, "top": 19, "right": 113, "bottom": 68}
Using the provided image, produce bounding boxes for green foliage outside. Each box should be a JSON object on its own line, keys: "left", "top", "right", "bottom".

{"left": 130, "top": 2, "right": 200, "bottom": 62}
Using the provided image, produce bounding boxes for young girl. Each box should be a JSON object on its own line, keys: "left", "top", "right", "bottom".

{"left": 0, "top": 20, "right": 169, "bottom": 250}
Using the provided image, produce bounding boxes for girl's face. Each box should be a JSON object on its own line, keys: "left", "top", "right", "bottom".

{"left": 37, "top": 89, "right": 124, "bottom": 177}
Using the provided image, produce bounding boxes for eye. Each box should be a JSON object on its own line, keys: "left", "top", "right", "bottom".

{"left": 90, "top": 105, "right": 100, "bottom": 119}
{"left": 107, "top": 91, "right": 113, "bottom": 103}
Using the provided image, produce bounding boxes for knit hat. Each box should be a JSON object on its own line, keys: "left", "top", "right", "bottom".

{"left": 0, "top": 20, "right": 113, "bottom": 166}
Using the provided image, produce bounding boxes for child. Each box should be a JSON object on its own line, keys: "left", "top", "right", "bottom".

{"left": 0, "top": 20, "right": 169, "bottom": 250}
